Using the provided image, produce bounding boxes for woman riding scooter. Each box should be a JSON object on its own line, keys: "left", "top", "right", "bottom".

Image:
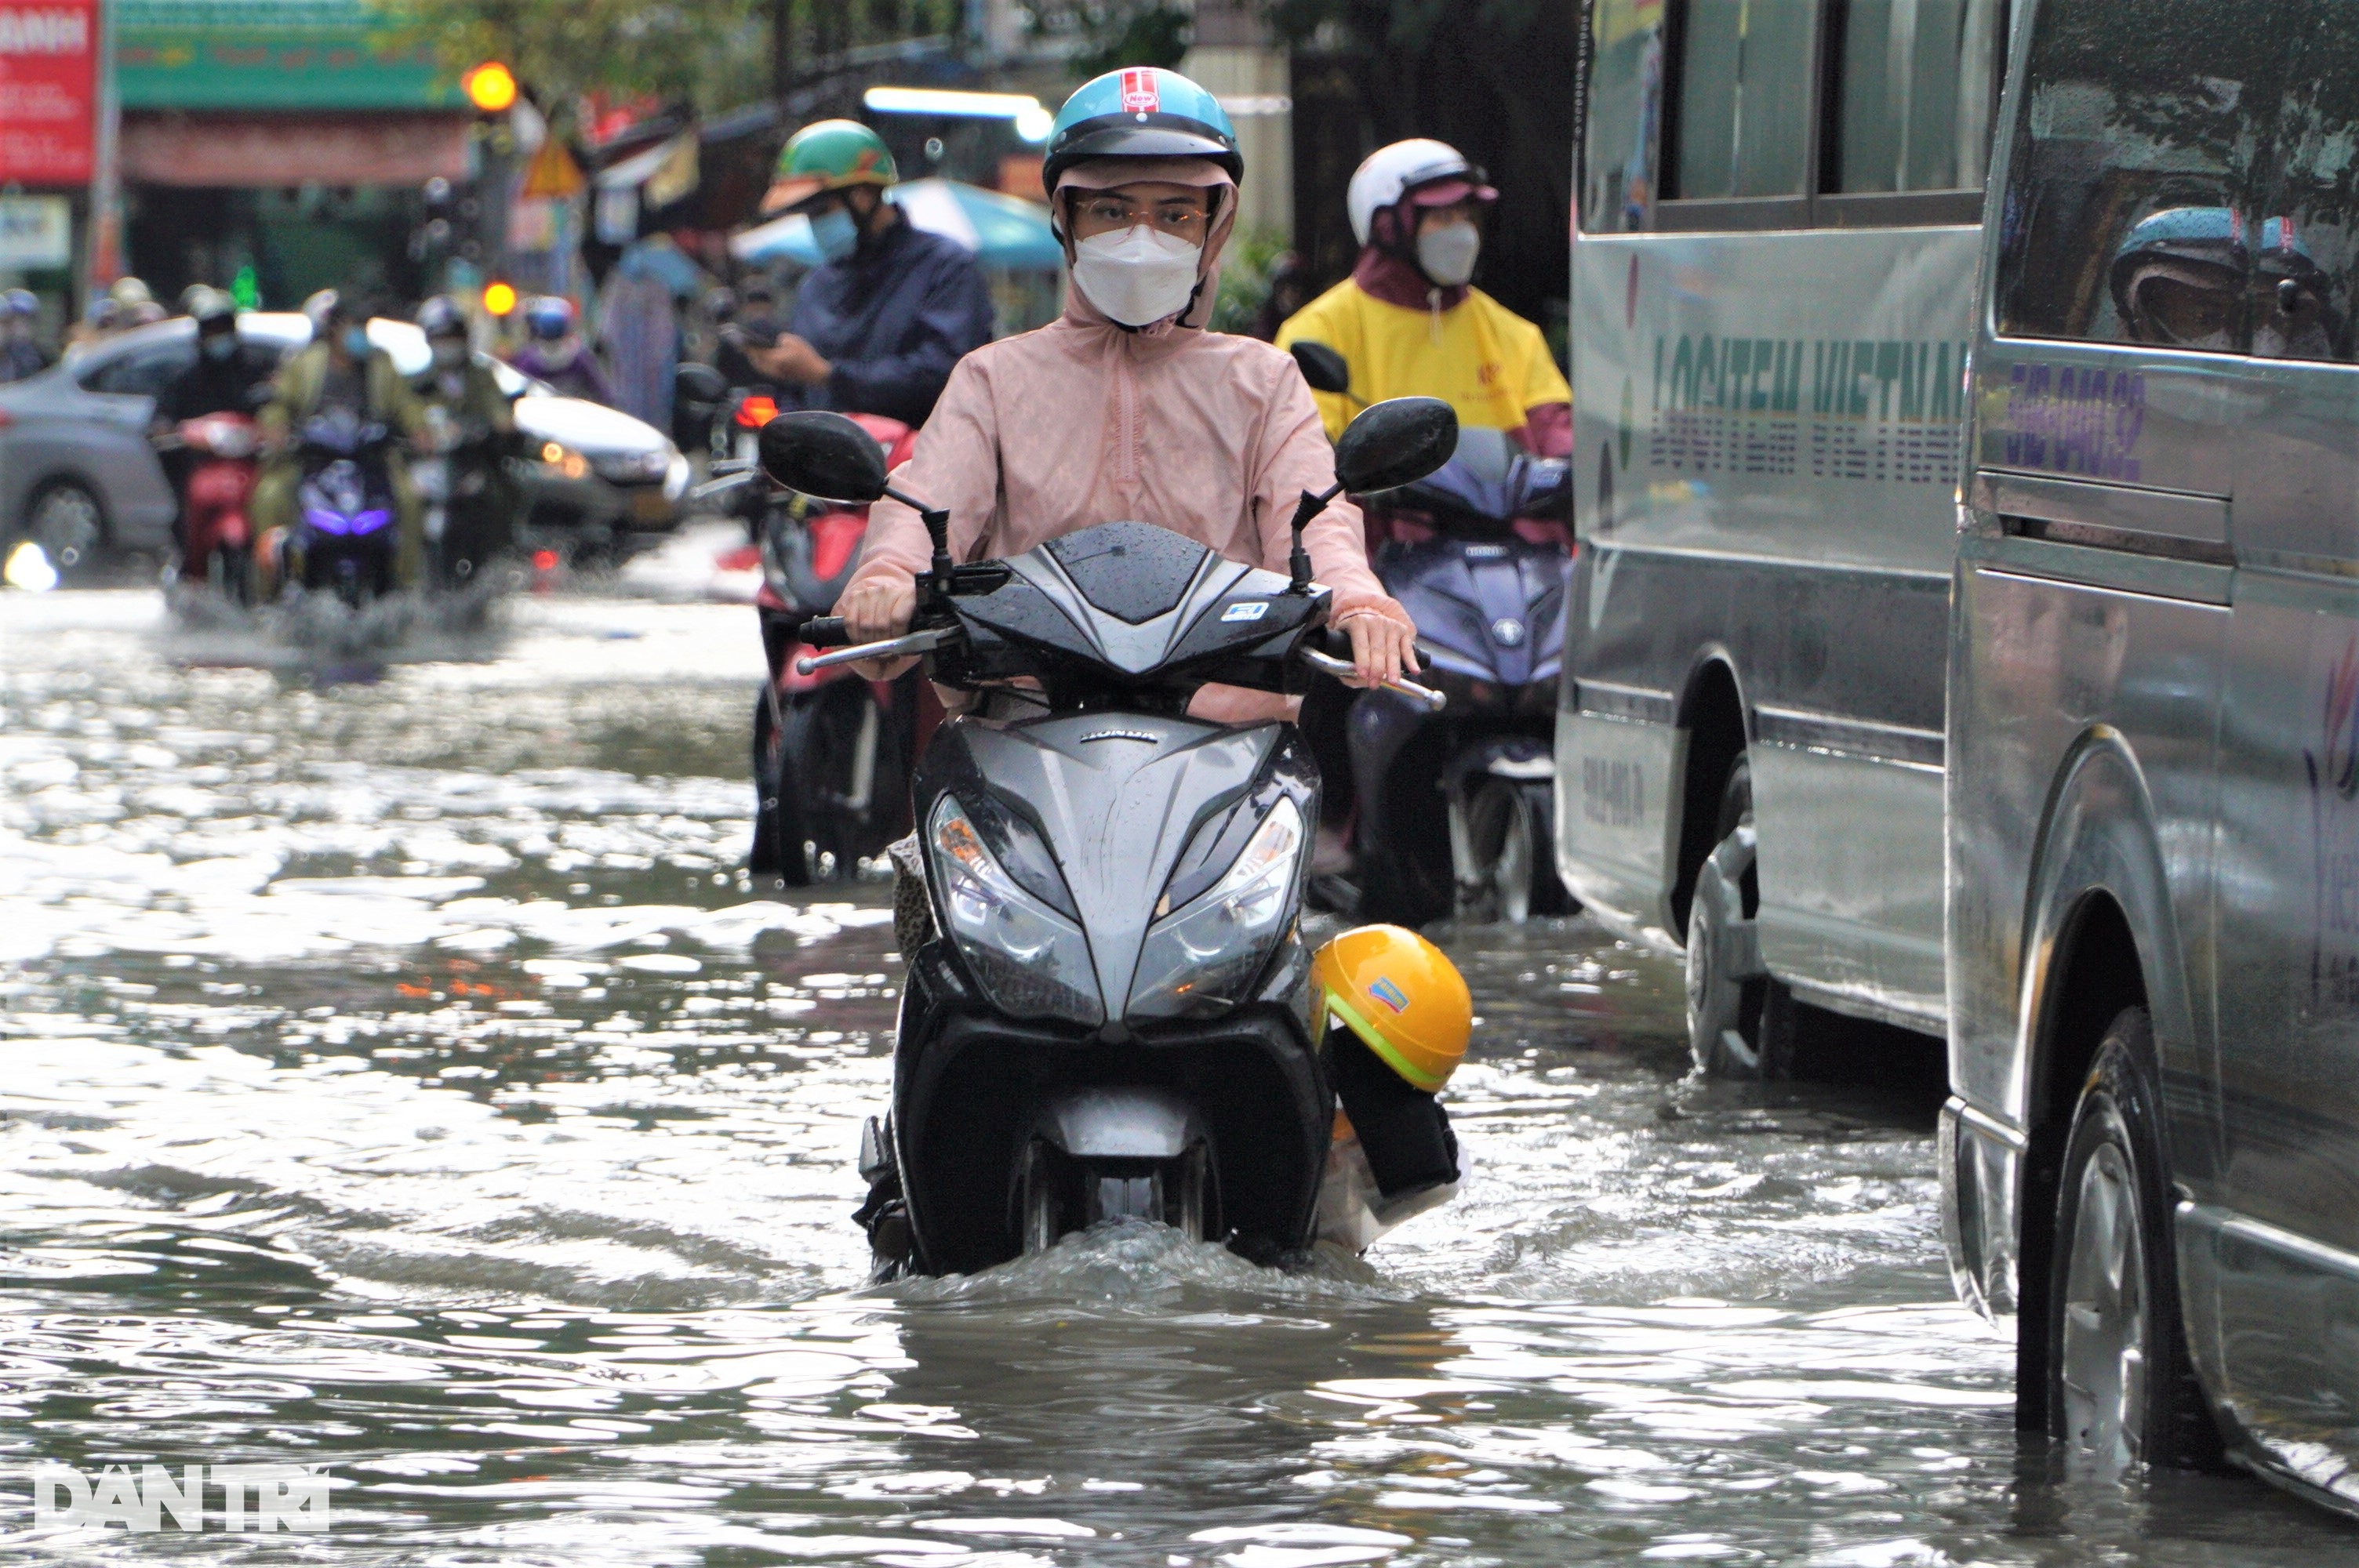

{"left": 830, "top": 66, "right": 1457, "bottom": 1269}
{"left": 834, "top": 67, "right": 1416, "bottom": 706}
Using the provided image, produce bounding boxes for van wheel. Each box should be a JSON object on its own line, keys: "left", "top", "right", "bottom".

{"left": 2048, "top": 1011, "right": 2220, "bottom": 1472}
{"left": 1684, "top": 758, "right": 1791, "bottom": 1078}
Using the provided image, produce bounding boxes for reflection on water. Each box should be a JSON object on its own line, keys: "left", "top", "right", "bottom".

{"left": 2, "top": 592, "right": 2350, "bottom": 1563}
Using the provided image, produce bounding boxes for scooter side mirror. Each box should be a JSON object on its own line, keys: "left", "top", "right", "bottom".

{"left": 1289, "top": 340, "right": 1352, "bottom": 396}
{"left": 674, "top": 361, "right": 726, "bottom": 408}
{"left": 758, "top": 409, "right": 889, "bottom": 503}
{"left": 1333, "top": 396, "right": 1459, "bottom": 494}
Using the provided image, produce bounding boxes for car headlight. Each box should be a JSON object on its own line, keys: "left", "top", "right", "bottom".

{"left": 1127, "top": 796, "right": 1303, "bottom": 1021}
{"left": 539, "top": 441, "right": 591, "bottom": 481}
{"left": 929, "top": 796, "right": 1102, "bottom": 1026}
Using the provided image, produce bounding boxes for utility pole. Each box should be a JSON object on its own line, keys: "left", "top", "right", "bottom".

{"left": 771, "top": 0, "right": 794, "bottom": 112}
{"left": 83, "top": 0, "right": 122, "bottom": 299}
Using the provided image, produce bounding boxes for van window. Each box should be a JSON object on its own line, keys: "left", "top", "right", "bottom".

{"left": 2253, "top": 3, "right": 2359, "bottom": 361}
{"left": 1674, "top": 0, "right": 1816, "bottom": 199}
{"left": 1582, "top": 0, "right": 1671, "bottom": 233}
{"left": 1995, "top": 0, "right": 2291, "bottom": 351}
{"left": 1832, "top": 0, "right": 2002, "bottom": 193}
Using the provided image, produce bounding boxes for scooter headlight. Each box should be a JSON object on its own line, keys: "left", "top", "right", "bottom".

{"left": 1127, "top": 797, "right": 1303, "bottom": 1022}
{"left": 929, "top": 796, "right": 1103, "bottom": 1026}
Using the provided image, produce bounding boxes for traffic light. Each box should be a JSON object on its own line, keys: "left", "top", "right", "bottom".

{"left": 482, "top": 280, "right": 518, "bottom": 317}
{"left": 463, "top": 61, "right": 518, "bottom": 114}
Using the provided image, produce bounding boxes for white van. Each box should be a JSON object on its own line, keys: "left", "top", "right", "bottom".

{"left": 1559, "top": 0, "right": 2003, "bottom": 1076}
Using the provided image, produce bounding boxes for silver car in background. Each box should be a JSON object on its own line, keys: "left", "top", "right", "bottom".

{"left": 1951, "top": 0, "right": 2359, "bottom": 1513}
{"left": 0, "top": 312, "right": 689, "bottom": 575}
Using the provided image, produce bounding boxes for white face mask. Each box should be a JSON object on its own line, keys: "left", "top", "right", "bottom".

{"left": 1071, "top": 226, "right": 1204, "bottom": 328}
{"left": 1416, "top": 221, "right": 1481, "bottom": 287}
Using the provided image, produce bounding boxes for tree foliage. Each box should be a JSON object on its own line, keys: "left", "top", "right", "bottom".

{"left": 1023, "top": 1, "right": 1192, "bottom": 80}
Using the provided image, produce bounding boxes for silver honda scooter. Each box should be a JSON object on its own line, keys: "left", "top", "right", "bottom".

{"left": 760, "top": 397, "right": 1458, "bottom": 1278}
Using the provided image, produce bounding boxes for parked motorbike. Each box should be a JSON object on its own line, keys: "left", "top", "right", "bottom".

{"left": 1291, "top": 341, "right": 1576, "bottom": 926}
{"left": 158, "top": 412, "right": 261, "bottom": 602}
{"left": 757, "top": 397, "right": 1459, "bottom": 1277}
{"left": 274, "top": 408, "right": 400, "bottom": 607}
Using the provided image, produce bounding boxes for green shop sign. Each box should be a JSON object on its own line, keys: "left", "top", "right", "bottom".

{"left": 116, "top": 0, "right": 458, "bottom": 111}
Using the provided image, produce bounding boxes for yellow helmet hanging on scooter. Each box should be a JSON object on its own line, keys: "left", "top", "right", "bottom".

{"left": 1310, "top": 924, "right": 1472, "bottom": 1091}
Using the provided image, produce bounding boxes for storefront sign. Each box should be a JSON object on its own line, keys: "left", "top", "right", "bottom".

{"left": 0, "top": 193, "right": 72, "bottom": 267}
{"left": 0, "top": 0, "right": 97, "bottom": 184}
{"left": 115, "top": 0, "right": 455, "bottom": 111}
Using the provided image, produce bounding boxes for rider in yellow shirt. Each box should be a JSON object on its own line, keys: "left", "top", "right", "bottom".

{"left": 1278, "top": 139, "right": 1570, "bottom": 457}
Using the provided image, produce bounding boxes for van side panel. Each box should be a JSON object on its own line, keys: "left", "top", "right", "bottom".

{"left": 1560, "top": 227, "right": 1975, "bottom": 1025}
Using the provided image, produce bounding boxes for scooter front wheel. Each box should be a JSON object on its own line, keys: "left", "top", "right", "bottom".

{"left": 1456, "top": 778, "right": 1572, "bottom": 924}
{"left": 748, "top": 688, "right": 812, "bottom": 884}
{"left": 208, "top": 543, "right": 253, "bottom": 606}
{"left": 1018, "top": 1142, "right": 1210, "bottom": 1254}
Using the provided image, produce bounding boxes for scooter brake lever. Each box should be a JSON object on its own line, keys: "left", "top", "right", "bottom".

{"left": 794, "top": 623, "right": 958, "bottom": 677}
{"left": 1298, "top": 645, "right": 1447, "bottom": 713}
{"left": 689, "top": 471, "right": 758, "bottom": 503}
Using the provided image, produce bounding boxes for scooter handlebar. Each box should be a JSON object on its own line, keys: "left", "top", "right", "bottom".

{"left": 1298, "top": 644, "right": 1447, "bottom": 713}
{"left": 792, "top": 622, "right": 954, "bottom": 677}
{"left": 1314, "top": 625, "right": 1433, "bottom": 671}
{"left": 802, "top": 615, "right": 851, "bottom": 648}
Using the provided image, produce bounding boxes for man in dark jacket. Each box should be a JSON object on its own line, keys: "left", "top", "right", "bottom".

{"left": 739, "top": 120, "right": 994, "bottom": 426}
{"left": 154, "top": 289, "right": 274, "bottom": 425}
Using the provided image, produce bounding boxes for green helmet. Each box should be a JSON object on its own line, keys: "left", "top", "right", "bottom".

{"left": 1042, "top": 67, "right": 1241, "bottom": 195}
{"left": 763, "top": 119, "right": 898, "bottom": 215}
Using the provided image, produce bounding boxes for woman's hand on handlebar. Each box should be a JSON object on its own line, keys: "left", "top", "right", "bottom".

{"left": 1335, "top": 607, "right": 1417, "bottom": 689}
{"left": 838, "top": 574, "right": 916, "bottom": 643}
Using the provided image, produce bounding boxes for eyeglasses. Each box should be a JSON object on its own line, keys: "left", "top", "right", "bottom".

{"left": 1072, "top": 194, "right": 1209, "bottom": 237}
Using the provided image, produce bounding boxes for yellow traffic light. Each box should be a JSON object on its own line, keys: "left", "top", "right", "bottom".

{"left": 463, "top": 61, "right": 518, "bottom": 114}
{"left": 482, "top": 280, "right": 518, "bottom": 317}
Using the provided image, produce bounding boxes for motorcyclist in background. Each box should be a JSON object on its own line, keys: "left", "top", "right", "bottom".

{"left": 507, "top": 296, "right": 614, "bottom": 405}
{"left": 1275, "top": 140, "right": 1572, "bottom": 886}
{"left": 153, "top": 289, "right": 275, "bottom": 550}
{"left": 413, "top": 296, "right": 512, "bottom": 434}
{"left": 711, "top": 277, "right": 788, "bottom": 396}
{"left": 0, "top": 289, "right": 49, "bottom": 381}
{"left": 736, "top": 120, "right": 994, "bottom": 427}
{"left": 1277, "top": 140, "right": 1570, "bottom": 459}
{"left": 112, "top": 275, "right": 166, "bottom": 329}
{"left": 252, "top": 293, "right": 428, "bottom": 588}
{"left": 156, "top": 289, "right": 273, "bottom": 424}
{"left": 412, "top": 296, "right": 519, "bottom": 583}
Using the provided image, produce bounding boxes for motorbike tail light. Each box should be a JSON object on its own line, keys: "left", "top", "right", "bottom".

{"left": 734, "top": 394, "right": 780, "bottom": 428}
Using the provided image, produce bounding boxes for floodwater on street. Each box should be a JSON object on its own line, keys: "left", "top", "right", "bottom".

{"left": 2, "top": 589, "right": 2353, "bottom": 1565}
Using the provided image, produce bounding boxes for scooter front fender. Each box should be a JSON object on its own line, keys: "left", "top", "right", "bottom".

{"left": 1034, "top": 1087, "right": 1203, "bottom": 1162}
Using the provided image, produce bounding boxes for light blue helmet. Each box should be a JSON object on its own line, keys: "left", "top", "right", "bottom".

{"left": 1042, "top": 67, "right": 1241, "bottom": 194}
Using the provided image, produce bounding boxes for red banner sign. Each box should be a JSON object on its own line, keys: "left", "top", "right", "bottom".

{"left": 0, "top": 1, "right": 97, "bottom": 185}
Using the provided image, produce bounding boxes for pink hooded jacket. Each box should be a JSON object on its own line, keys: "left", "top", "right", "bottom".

{"left": 838, "top": 157, "right": 1408, "bottom": 720}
